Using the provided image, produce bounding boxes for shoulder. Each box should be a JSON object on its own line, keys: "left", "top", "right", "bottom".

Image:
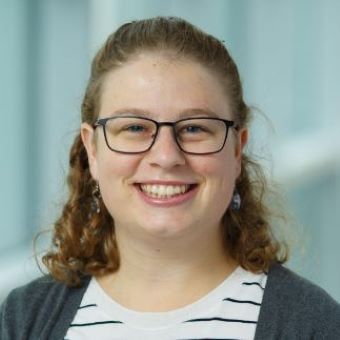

{"left": 255, "top": 263, "right": 340, "bottom": 339}
{"left": 1, "top": 275, "right": 91, "bottom": 340}
{"left": 266, "top": 263, "right": 340, "bottom": 311}
{"left": 3, "top": 275, "right": 65, "bottom": 305}
{"left": 2, "top": 275, "right": 70, "bottom": 320}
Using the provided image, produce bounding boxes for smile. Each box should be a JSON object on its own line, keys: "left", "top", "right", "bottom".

{"left": 139, "top": 184, "right": 192, "bottom": 198}
{"left": 134, "top": 182, "right": 199, "bottom": 207}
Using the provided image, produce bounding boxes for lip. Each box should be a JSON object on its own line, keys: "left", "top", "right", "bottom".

{"left": 134, "top": 182, "right": 199, "bottom": 207}
{"left": 135, "top": 180, "right": 197, "bottom": 185}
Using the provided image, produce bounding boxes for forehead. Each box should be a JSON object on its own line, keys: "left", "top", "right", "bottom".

{"left": 99, "top": 53, "right": 231, "bottom": 119}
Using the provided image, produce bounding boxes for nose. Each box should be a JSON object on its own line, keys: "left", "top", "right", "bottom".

{"left": 145, "top": 126, "right": 186, "bottom": 169}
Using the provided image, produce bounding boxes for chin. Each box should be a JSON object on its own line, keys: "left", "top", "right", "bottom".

{"left": 137, "top": 218, "right": 194, "bottom": 239}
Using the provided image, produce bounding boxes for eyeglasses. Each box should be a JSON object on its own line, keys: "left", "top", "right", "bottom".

{"left": 93, "top": 116, "right": 238, "bottom": 155}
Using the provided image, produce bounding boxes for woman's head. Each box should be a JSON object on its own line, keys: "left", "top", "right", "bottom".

{"left": 81, "top": 52, "right": 247, "bottom": 247}
{"left": 43, "top": 17, "right": 288, "bottom": 285}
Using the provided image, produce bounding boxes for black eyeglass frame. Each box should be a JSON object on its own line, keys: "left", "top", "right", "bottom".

{"left": 93, "top": 116, "right": 239, "bottom": 155}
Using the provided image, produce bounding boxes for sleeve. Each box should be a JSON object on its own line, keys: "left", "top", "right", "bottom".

{"left": 0, "top": 296, "right": 10, "bottom": 340}
{"left": 0, "top": 276, "right": 64, "bottom": 339}
{"left": 312, "top": 286, "right": 340, "bottom": 339}
{"left": 0, "top": 287, "right": 26, "bottom": 340}
{"left": 0, "top": 275, "right": 90, "bottom": 340}
{"left": 255, "top": 264, "right": 340, "bottom": 339}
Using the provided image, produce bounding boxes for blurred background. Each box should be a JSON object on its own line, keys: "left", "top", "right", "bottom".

{"left": 1, "top": 0, "right": 339, "bottom": 303}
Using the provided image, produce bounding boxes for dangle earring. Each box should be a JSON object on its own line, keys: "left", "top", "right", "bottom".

{"left": 230, "top": 190, "right": 241, "bottom": 211}
{"left": 91, "top": 182, "right": 101, "bottom": 214}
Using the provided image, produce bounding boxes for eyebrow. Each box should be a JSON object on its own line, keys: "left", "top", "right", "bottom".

{"left": 106, "top": 108, "right": 221, "bottom": 119}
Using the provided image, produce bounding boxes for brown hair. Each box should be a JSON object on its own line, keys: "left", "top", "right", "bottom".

{"left": 42, "top": 17, "right": 288, "bottom": 286}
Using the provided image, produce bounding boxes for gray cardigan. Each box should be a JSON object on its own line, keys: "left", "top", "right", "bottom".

{"left": 1, "top": 264, "right": 340, "bottom": 339}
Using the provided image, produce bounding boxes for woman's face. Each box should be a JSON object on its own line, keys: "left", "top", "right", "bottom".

{"left": 82, "top": 53, "right": 247, "bottom": 241}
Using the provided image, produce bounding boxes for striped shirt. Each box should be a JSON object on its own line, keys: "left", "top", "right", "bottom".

{"left": 64, "top": 266, "right": 267, "bottom": 340}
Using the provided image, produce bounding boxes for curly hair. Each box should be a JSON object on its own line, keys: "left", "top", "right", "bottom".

{"left": 42, "top": 16, "right": 289, "bottom": 286}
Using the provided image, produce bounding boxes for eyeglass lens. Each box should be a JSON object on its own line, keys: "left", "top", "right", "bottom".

{"left": 103, "top": 117, "right": 228, "bottom": 154}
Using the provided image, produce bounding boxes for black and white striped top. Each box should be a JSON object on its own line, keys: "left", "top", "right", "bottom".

{"left": 65, "top": 266, "right": 267, "bottom": 340}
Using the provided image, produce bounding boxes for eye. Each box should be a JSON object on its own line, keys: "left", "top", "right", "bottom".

{"left": 125, "top": 124, "right": 146, "bottom": 133}
{"left": 181, "top": 124, "right": 207, "bottom": 134}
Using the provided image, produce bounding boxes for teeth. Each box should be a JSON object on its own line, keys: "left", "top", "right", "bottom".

{"left": 140, "top": 184, "right": 190, "bottom": 198}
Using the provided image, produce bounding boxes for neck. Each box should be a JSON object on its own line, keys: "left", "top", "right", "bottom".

{"left": 96, "top": 224, "right": 238, "bottom": 312}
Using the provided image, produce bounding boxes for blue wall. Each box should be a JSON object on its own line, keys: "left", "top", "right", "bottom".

{"left": 1, "top": 0, "right": 339, "bottom": 302}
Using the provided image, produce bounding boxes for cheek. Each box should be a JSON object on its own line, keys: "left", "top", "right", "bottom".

{"left": 193, "top": 150, "right": 236, "bottom": 178}
{"left": 193, "top": 152, "right": 237, "bottom": 202}
{"left": 96, "top": 151, "right": 141, "bottom": 187}
{"left": 98, "top": 150, "right": 139, "bottom": 203}
{"left": 94, "top": 134, "right": 137, "bottom": 174}
{"left": 97, "top": 154, "right": 142, "bottom": 216}
{"left": 192, "top": 155, "right": 235, "bottom": 221}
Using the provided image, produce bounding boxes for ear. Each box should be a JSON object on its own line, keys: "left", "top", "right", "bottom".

{"left": 234, "top": 127, "right": 248, "bottom": 177}
{"left": 81, "top": 122, "right": 99, "bottom": 180}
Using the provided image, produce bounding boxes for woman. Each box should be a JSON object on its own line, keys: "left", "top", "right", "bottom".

{"left": 1, "top": 17, "right": 339, "bottom": 340}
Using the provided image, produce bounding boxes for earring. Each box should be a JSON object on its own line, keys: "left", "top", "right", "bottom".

{"left": 230, "top": 191, "right": 241, "bottom": 211}
{"left": 91, "top": 182, "right": 101, "bottom": 214}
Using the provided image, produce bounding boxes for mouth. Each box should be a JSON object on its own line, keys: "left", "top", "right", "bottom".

{"left": 136, "top": 183, "right": 197, "bottom": 199}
